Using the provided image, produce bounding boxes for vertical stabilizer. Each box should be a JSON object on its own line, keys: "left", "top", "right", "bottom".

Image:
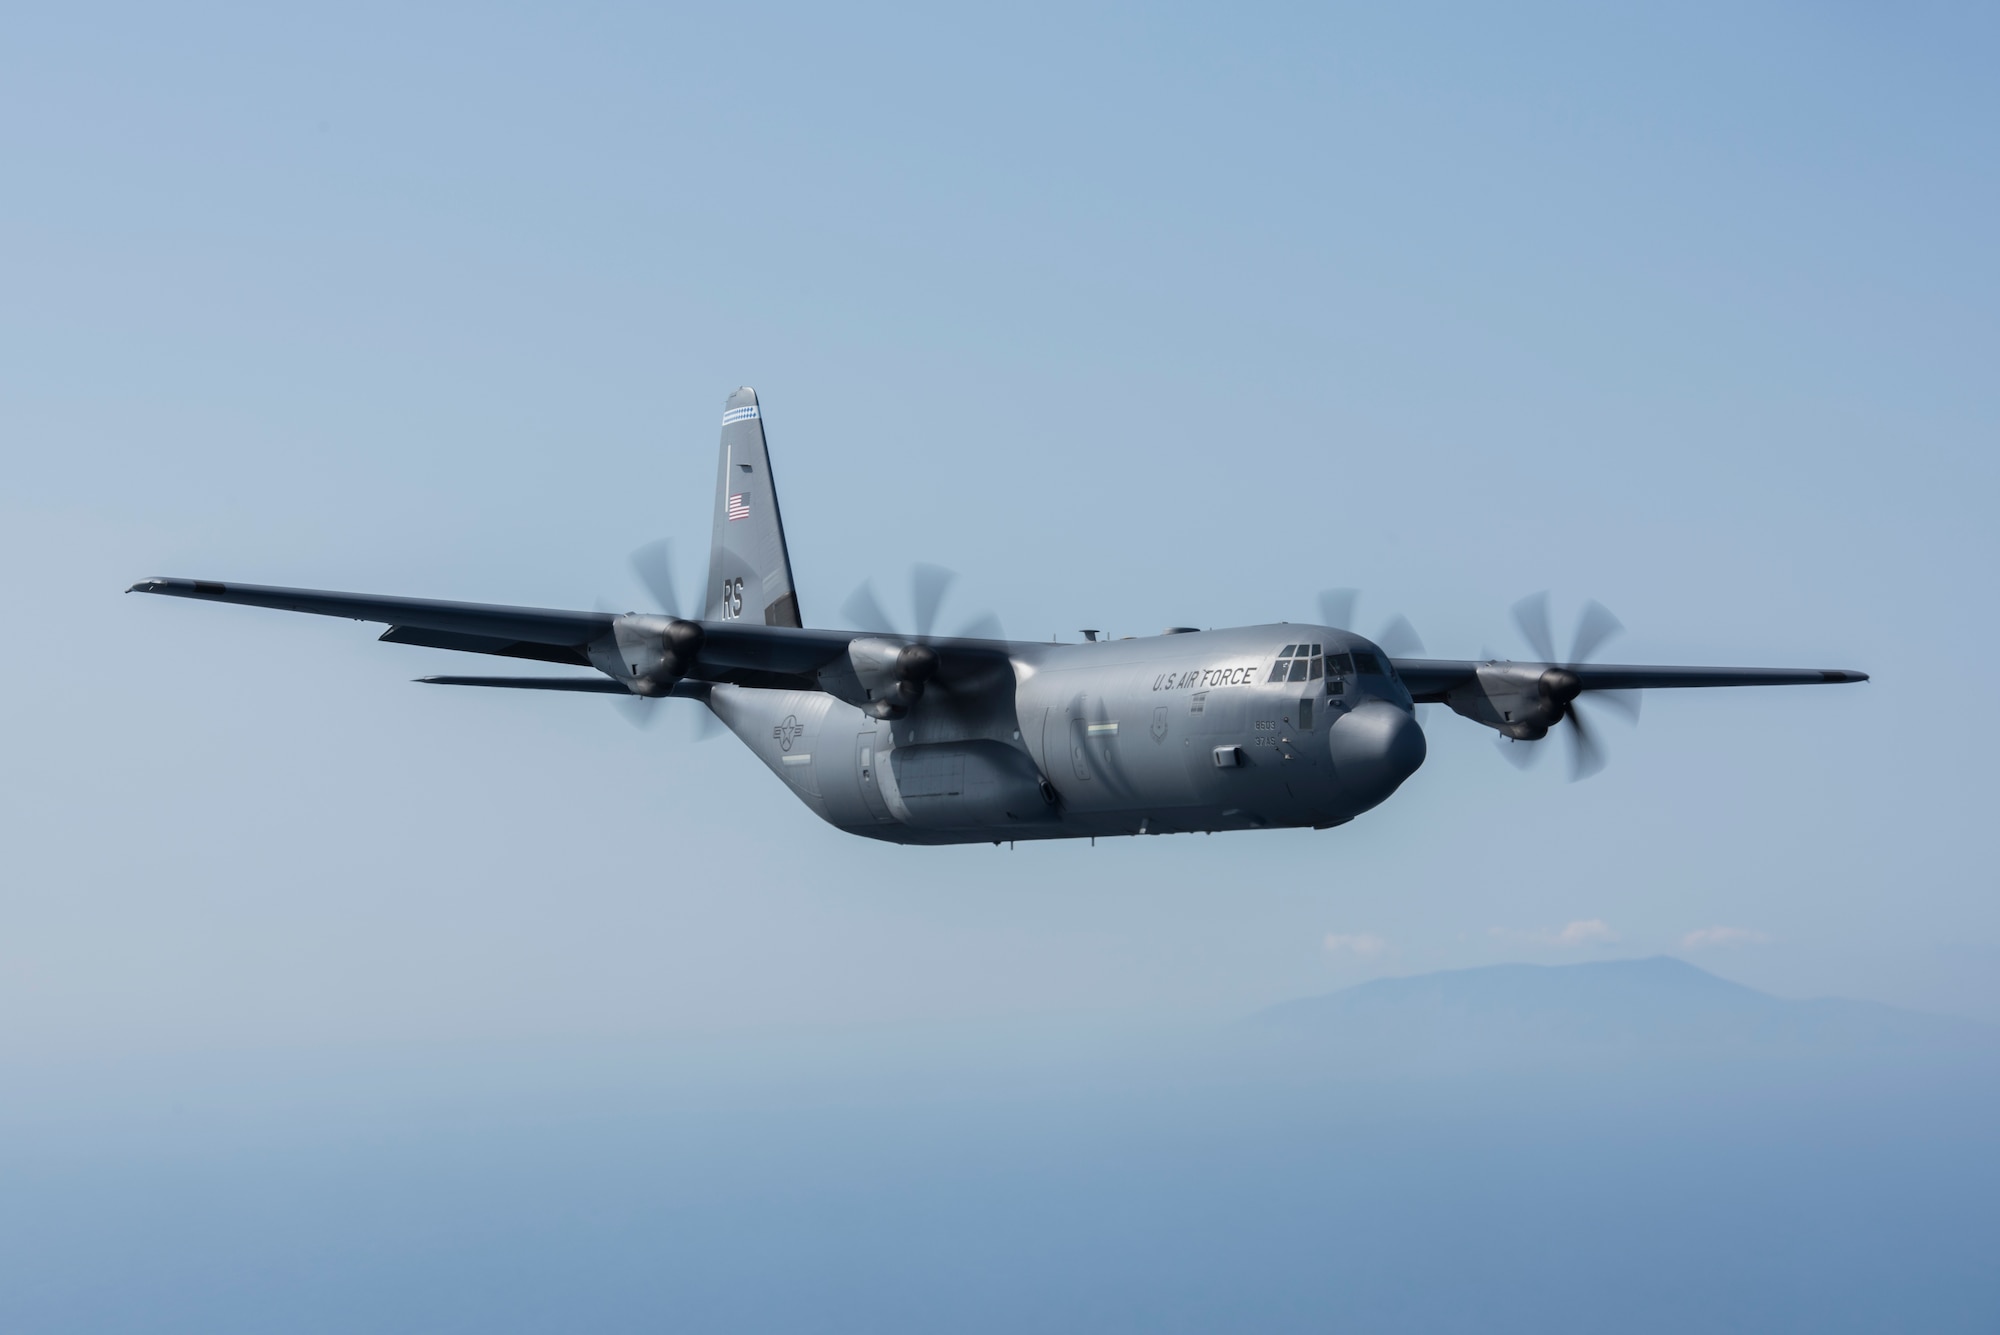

{"left": 705, "top": 387, "right": 803, "bottom": 626}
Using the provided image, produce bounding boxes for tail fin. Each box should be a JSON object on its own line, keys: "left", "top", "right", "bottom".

{"left": 705, "top": 387, "right": 803, "bottom": 626}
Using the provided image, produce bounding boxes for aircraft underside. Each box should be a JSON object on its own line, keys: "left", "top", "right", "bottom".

{"left": 707, "top": 648, "right": 1430, "bottom": 845}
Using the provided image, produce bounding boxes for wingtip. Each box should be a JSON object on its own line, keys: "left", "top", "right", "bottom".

{"left": 126, "top": 577, "right": 228, "bottom": 597}
{"left": 1825, "top": 669, "right": 1869, "bottom": 683}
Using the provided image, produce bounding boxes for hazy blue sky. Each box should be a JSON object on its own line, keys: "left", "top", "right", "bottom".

{"left": 3, "top": 0, "right": 1996, "bottom": 1062}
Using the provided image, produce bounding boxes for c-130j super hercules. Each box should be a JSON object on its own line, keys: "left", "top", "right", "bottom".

{"left": 132, "top": 388, "right": 1867, "bottom": 846}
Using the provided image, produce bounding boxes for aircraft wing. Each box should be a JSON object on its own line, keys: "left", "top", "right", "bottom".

{"left": 126, "top": 576, "right": 1011, "bottom": 694}
{"left": 1394, "top": 658, "right": 1868, "bottom": 702}
{"left": 126, "top": 576, "right": 867, "bottom": 683}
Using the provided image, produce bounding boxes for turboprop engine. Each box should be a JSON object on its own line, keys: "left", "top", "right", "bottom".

{"left": 586, "top": 614, "right": 705, "bottom": 696}
{"left": 1443, "top": 595, "right": 1646, "bottom": 780}
{"left": 1444, "top": 662, "right": 1578, "bottom": 739}
{"left": 813, "top": 636, "right": 938, "bottom": 718}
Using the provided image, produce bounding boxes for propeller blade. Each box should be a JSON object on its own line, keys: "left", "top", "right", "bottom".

{"left": 1496, "top": 735, "right": 1542, "bottom": 770}
{"left": 1584, "top": 688, "right": 1642, "bottom": 724}
{"left": 842, "top": 581, "right": 896, "bottom": 632}
{"left": 1512, "top": 591, "right": 1558, "bottom": 663}
{"left": 689, "top": 704, "right": 724, "bottom": 742}
{"left": 1565, "top": 704, "right": 1608, "bottom": 781}
{"left": 613, "top": 694, "right": 663, "bottom": 729}
{"left": 1318, "top": 589, "right": 1360, "bottom": 630}
{"left": 911, "top": 563, "right": 956, "bottom": 639}
{"left": 1569, "top": 599, "right": 1623, "bottom": 665}
{"left": 954, "top": 610, "right": 1007, "bottom": 642}
{"left": 630, "top": 540, "right": 685, "bottom": 619}
{"left": 1376, "top": 614, "right": 1426, "bottom": 658}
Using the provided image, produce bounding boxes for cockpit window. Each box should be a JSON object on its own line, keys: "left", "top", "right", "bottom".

{"left": 1353, "top": 651, "right": 1385, "bottom": 676}
{"left": 1271, "top": 642, "right": 1335, "bottom": 685}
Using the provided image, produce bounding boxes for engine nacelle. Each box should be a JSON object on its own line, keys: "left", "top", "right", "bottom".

{"left": 587, "top": 614, "right": 704, "bottom": 696}
{"left": 1446, "top": 663, "right": 1581, "bottom": 739}
{"left": 814, "top": 637, "right": 938, "bottom": 719}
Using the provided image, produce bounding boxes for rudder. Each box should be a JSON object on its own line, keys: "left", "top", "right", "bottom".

{"left": 705, "top": 387, "right": 803, "bottom": 626}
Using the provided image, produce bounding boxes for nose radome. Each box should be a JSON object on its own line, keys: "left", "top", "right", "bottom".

{"left": 1326, "top": 701, "right": 1427, "bottom": 810}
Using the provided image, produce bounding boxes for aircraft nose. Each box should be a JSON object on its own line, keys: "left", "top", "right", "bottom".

{"left": 1326, "top": 701, "right": 1427, "bottom": 809}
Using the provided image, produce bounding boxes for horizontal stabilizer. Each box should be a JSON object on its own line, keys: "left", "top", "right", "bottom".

{"left": 416, "top": 675, "right": 631, "bottom": 693}
{"left": 382, "top": 625, "right": 589, "bottom": 665}
{"left": 415, "top": 676, "right": 719, "bottom": 701}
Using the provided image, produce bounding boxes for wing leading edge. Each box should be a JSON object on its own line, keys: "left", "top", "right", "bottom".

{"left": 1394, "top": 658, "right": 1867, "bottom": 702}
{"left": 128, "top": 576, "right": 610, "bottom": 643}
{"left": 126, "top": 576, "right": 1008, "bottom": 690}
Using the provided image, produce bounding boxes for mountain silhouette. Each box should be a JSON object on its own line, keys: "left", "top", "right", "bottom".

{"left": 1243, "top": 956, "right": 1996, "bottom": 1069}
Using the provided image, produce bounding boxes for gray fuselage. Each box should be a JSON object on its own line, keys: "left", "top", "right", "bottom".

{"left": 707, "top": 623, "right": 1427, "bottom": 845}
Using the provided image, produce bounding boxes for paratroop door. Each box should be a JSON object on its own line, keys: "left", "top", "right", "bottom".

{"left": 856, "top": 732, "right": 891, "bottom": 821}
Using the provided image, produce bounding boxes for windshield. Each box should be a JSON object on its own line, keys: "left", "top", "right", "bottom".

{"left": 1267, "top": 643, "right": 1324, "bottom": 684}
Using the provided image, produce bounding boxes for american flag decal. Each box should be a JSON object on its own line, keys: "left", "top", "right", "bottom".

{"left": 727, "top": 493, "right": 751, "bottom": 522}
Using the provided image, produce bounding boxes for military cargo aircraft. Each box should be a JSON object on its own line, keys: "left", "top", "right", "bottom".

{"left": 130, "top": 388, "right": 1866, "bottom": 845}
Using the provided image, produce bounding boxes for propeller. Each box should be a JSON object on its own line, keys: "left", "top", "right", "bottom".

{"left": 911, "top": 562, "right": 953, "bottom": 638}
{"left": 1317, "top": 589, "right": 1427, "bottom": 656}
{"left": 600, "top": 539, "right": 722, "bottom": 741}
{"left": 843, "top": 564, "right": 1006, "bottom": 643}
{"left": 1318, "top": 589, "right": 1430, "bottom": 723}
{"left": 1498, "top": 592, "right": 1642, "bottom": 781}
{"left": 630, "top": 538, "right": 690, "bottom": 620}
{"left": 841, "top": 583, "right": 894, "bottom": 636}
{"left": 838, "top": 565, "right": 1008, "bottom": 716}
{"left": 612, "top": 688, "right": 666, "bottom": 730}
